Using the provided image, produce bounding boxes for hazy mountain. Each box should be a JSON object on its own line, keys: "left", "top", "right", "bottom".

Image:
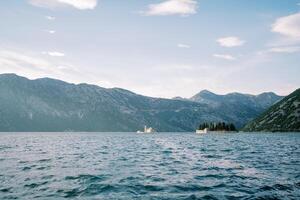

{"left": 190, "top": 90, "right": 282, "bottom": 108}
{"left": 0, "top": 74, "right": 282, "bottom": 132}
{"left": 173, "top": 90, "right": 283, "bottom": 127}
{"left": 243, "top": 89, "right": 300, "bottom": 132}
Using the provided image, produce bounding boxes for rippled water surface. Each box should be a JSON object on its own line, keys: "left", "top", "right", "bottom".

{"left": 0, "top": 132, "right": 299, "bottom": 199}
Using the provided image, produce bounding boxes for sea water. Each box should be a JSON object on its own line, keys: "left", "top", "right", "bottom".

{"left": 0, "top": 132, "right": 299, "bottom": 199}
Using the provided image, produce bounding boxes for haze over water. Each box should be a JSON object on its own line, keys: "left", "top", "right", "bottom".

{"left": 0, "top": 132, "right": 299, "bottom": 199}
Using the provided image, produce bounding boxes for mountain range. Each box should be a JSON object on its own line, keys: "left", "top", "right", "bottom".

{"left": 244, "top": 88, "right": 300, "bottom": 132}
{"left": 0, "top": 74, "right": 283, "bottom": 132}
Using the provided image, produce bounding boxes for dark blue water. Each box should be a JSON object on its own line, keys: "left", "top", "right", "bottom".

{"left": 0, "top": 132, "right": 299, "bottom": 200}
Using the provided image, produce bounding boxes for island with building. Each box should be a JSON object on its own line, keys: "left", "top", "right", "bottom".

{"left": 137, "top": 126, "right": 156, "bottom": 134}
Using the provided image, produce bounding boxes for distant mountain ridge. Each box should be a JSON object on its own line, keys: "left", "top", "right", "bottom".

{"left": 175, "top": 89, "right": 283, "bottom": 117}
{"left": 190, "top": 89, "right": 281, "bottom": 108}
{"left": 0, "top": 74, "right": 283, "bottom": 132}
{"left": 243, "top": 89, "right": 300, "bottom": 132}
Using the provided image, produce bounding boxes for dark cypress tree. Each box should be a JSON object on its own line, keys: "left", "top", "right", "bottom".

{"left": 229, "top": 123, "right": 237, "bottom": 131}
{"left": 222, "top": 122, "right": 226, "bottom": 130}
{"left": 225, "top": 124, "right": 229, "bottom": 131}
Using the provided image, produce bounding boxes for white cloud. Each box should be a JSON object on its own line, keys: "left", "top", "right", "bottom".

{"left": 0, "top": 48, "right": 106, "bottom": 87}
{"left": 142, "top": 0, "right": 197, "bottom": 16}
{"left": 213, "top": 54, "right": 236, "bottom": 60}
{"left": 272, "top": 12, "right": 300, "bottom": 38}
{"left": 269, "top": 46, "right": 300, "bottom": 53}
{"left": 0, "top": 49, "right": 77, "bottom": 82}
{"left": 217, "top": 37, "right": 245, "bottom": 47}
{"left": 177, "top": 43, "right": 191, "bottom": 48}
{"left": 0, "top": 50, "right": 53, "bottom": 72}
{"left": 46, "top": 16, "right": 55, "bottom": 20}
{"left": 29, "top": 0, "right": 98, "bottom": 10}
{"left": 43, "top": 51, "right": 65, "bottom": 57}
{"left": 45, "top": 30, "right": 56, "bottom": 34}
{"left": 154, "top": 64, "right": 195, "bottom": 71}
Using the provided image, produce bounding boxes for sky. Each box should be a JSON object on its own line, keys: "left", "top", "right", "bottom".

{"left": 0, "top": 0, "right": 299, "bottom": 98}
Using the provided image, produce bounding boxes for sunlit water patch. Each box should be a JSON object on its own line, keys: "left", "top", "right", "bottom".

{"left": 0, "top": 132, "right": 299, "bottom": 199}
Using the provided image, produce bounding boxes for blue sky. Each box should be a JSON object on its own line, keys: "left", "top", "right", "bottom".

{"left": 0, "top": 0, "right": 299, "bottom": 98}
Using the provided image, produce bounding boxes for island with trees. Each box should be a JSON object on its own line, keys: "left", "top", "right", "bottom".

{"left": 196, "top": 122, "right": 238, "bottom": 133}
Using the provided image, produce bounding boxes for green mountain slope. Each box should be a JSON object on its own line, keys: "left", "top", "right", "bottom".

{"left": 243, "top": 88, "right": 300, "bottom": 132}
{"left": 0, "top": 74, "right": 282, "bottom": 132}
